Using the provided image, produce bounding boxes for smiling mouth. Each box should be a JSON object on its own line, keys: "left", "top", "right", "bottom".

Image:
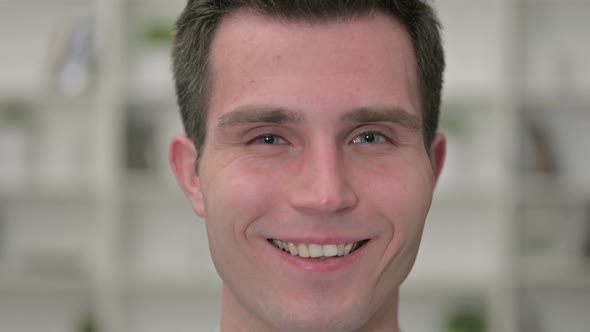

{"left": 268, "top": 239, "right": 370, "bottom": 259}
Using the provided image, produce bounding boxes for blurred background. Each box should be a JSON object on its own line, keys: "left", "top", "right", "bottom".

{"left": 0, "top": 0, "right": 589, "bottom": 331}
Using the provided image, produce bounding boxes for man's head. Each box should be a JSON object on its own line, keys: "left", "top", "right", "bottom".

{"left": 170, "top": 1, "right": 446, "bottom": 332}
{"left": 172, "top": 0, "right": 445, "bottom": 159}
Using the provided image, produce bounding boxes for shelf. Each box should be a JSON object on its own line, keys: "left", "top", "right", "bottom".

{"left": 124, "top": 0, "right": 186, "bottom": 10}
{"left": 520, "top": 95, "right": 590, "bottom": 111}
{"left": 519, "top": 258, "right": 590, "bottom": 290}
{"left": 0, "top": 90, "right": 98, "bottom": 118}
{"left": 122, "top": 170, "right": 185, "bottom": 205}
{"left": 516, "top": 174, "right": 590, "bottom": 206}
{"left": 441, "top": 91, "right": 501, "bottom": 110}
{"left": 0, "top": 272, "right": 90, "bottom": 295}
{"left": 0, "top": 0, "right": 93, "bottom": 8}
{"left": 123, "top": 186, "right": 186, "bottom": 206}
{"left": 403, "top": 275, "right": 492, "bottom": 297}
{"left": 521, "top": 0, "right": 590, "bottom": 6}
{"left": 122, "top": 274, "right": 221, "bottom": 296}
{"left": 432, "top": 187, "right": 504, "bottom": 207}
{"left": 0, "top": 185, "right": 96, "bottom": 204}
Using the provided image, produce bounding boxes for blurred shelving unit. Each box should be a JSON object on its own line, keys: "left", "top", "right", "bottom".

{"left": 513, "top": 1, "right": 590, "bottom": 331}
{"left": 1, "top": 0, "right": 589, "bottom": 332}
{"left": 404, "top": 1, "right": 590, "bottom": 332}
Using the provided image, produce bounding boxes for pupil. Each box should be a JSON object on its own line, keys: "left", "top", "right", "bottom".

{"left": 263, "top": 136, "right": 275, "bottom": 144}
{"left": 364, "top": 133, "right": 375, "bottom": 143}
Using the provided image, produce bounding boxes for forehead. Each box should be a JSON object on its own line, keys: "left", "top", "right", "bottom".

{"left": 207, "top": 10, "right": 421, "bottom": 123}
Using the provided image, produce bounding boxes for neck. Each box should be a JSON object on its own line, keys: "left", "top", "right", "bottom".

{"left": 219, "top": 284, "right": 400, "bottom": 332}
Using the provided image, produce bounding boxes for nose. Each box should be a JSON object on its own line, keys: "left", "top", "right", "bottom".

{"left": 288, "top": 144, "right": 358, "bottom": 214}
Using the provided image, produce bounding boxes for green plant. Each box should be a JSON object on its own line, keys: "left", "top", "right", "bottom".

{"left": 80, "top": 314, "right": 97, "bottom": 332}
{"left": 141, "top": 20, "right": 173, "bottom": 44}
{"left": 0, "top": 100, "right": 32, "bottom": 127}
{"left": 446, "top": 307, "right": 486, "bottom": 332}
{"left": 439, "top": 112, "right": 467, "bottom": 137}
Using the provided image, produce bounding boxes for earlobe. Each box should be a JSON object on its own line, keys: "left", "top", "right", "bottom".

{"left": 429, "top": 133, "right": 446, "bottom": 186}
{"left": 169, "top": 135, "right": 206, "bottom": 217}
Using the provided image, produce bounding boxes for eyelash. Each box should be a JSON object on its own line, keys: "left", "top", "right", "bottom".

{"left": 351, "top": 131, "right": 391, "bottom": 144}
{"left": 248, "top": 134, "right": 288, "bottom": 145}
{"left": 248, "top": 131, "right": 392, "bottom": 146}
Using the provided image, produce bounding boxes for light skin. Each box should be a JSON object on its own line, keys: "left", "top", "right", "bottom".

{"left": 170, "top": 11, "right": 445, "bottom": 332}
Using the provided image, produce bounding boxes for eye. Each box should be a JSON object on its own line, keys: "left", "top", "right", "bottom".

{"left": 249, "top": 134, "right": 288, "bottom": 145}
{"left": 351, "top": 132, "right": 388, "bottom": 144}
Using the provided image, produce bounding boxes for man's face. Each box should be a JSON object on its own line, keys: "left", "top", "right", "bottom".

{"left": 173, "top": 11, "right": 444, "bottom": 332}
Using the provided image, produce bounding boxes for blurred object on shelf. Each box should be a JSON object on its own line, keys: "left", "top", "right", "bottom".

{"left": 2, "top": 203, "right": 93, "bottom": 281}
{"left": 584, "top": 202, "right": 590, "bottom": 260}
{"left": 520, "top": 202, "right": 590, "bottom": 271}
{"left": 79, "top": 312, "right": 98, "bottom": 332}
{"left": 140, "top": 20, "right": 173, "bottom": 45}
{"left": 522, "top": 1, "right": 590, "bottom": 99}
{"left": 125, "top": 104, "right": 156, "bottom": 171}
{"left": 123, "top": 100, "right": 180, "bottom": 186}
{"left": 153, "top": 104, "right": 183, "bottom": 184}
{"left": 128, "top": 18, "right": 176, "bottom": 103}
{"left": 440, "top": 108, "right": 468, "bottom": 136}
{"left": 555, "top": 53, "right": 575, "bottom": 100}
{"left": 0, "top": 207, "right": 4, "bottom": 265}
{"left": 528, "top": 121, "right": 557, "bottom": 174}
{"left": 0, "top": 99, "right": 33, "bottom": 127}
{"left": 520, "top": 206, "right": 566, "bottom": 259}
{"left": 436, "top": 108, "right": 469, "bottom": 192}
{"left": 0, "top": 99, "right": 34, "bottom": 191}
{"left": 520, "top": 104, "right": 590, "bottom": 194}
{"left": 521, "top": 110, "right": 558, "bottom": 177}
{"left": 519, "top": 297, "right": 543, "bottom": 332}
{"left": 21, "top": 248, "right": 86, "bottom": 279}
{"left": 44, "top": 16, "right": 96, "bottom": 97}
{"left": 446, "top": 305, "right": 486, "bottom": 332}
{"left": 35, "top": 103, "right": 92, "bottom": 190}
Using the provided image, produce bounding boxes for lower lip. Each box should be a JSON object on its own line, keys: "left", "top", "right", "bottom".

{"left": 266, "top": 240, "right": 370, "bottom": 273}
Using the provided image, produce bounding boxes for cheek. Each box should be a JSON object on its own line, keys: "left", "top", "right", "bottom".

{"left": 358, "top": 156, "right": 434, "bottom": 238}
{"left": 201, "top": 158, "right": 293, "bottom": 287}
{"left": 201, "top": 157, "right": 290, "bottom": 231}
{"left": 355, "top": 153, "right": 434, "bottom": 205}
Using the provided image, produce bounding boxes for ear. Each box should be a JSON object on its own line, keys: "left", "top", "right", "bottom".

{"left": 169, "top": 135, "right": 206, "bottom": 217}
{"left": 429, "top": 133, "right": 446, "bottom": 187}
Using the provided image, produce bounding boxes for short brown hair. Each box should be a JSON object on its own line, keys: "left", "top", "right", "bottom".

{"left": 172, "top": 0, "right": 445, "bottom": 156}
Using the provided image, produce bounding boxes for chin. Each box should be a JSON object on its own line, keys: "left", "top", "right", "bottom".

{"left": 274, "top": 316, "right": 361, "bottom": 332}
{"left": 266, "top": 297, "right": 374, "bottom": 332}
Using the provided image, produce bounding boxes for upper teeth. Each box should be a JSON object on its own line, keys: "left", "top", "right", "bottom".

{"left": 271, "top": 240, "right": 361, "bottom": 258}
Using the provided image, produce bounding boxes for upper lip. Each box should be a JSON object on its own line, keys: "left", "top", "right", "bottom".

{"left": 267, "top": 237, "right": 370, "bottom": 245}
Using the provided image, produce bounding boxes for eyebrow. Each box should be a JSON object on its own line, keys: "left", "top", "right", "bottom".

{"left": 216, "top": 105, "right": 303, "bottom": 128}
{"left": 216, "top": 104, "right": 421, "bottom": 132}
{"left": 340, "top": 106, "right": 422, "bottom": 132}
